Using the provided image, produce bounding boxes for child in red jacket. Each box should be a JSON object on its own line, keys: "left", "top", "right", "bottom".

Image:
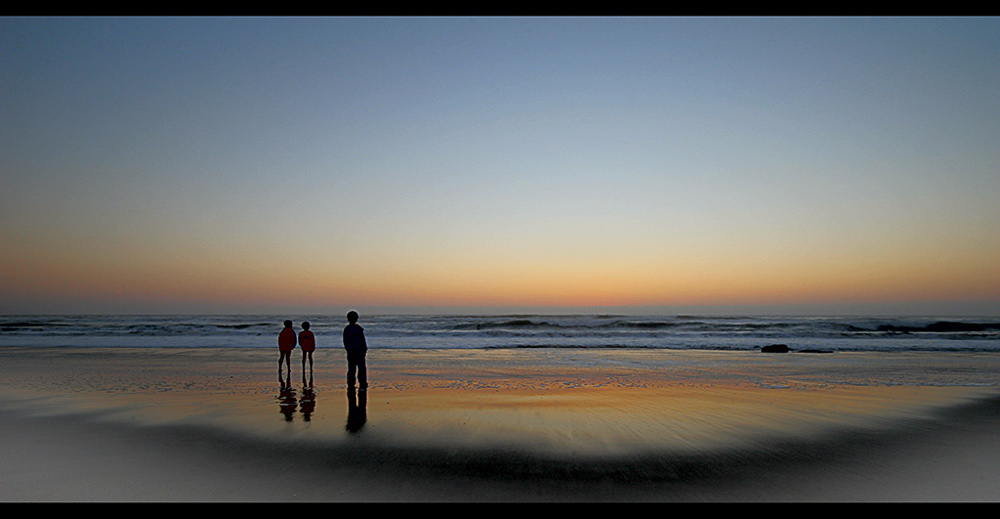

{"left": 299, "top": 321, "right": 316, "bottom": 384}
{"left": 278, "top": 320, "right": 297, "bottom": 384}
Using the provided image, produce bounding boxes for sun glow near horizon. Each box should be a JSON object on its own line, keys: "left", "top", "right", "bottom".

{"left": 2, "top": 17, "right": 999, "bottom": 316}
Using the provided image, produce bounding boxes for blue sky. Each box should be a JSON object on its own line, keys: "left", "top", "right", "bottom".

{"left": 2, "top": 17, "right": 999, "bottom": 315}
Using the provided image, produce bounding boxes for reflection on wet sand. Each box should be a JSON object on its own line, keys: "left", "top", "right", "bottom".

{"left": 299, "top": 384, "right": 316, "bottom": 421}
{"left": 277, "top": 384, "right": 297, "bottom": 422}
{"left": 273, "top": 383, "right": 367, "bottom": 432}
{"left": 275, "top": 379, "right": 320, "bottom": 422}
{"left": 347, "top": 388, "right": 367, "bottom": 433}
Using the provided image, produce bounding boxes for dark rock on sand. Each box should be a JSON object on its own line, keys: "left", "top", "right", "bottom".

{"left": 760, "top": 344, "right": 790, "bottom": 353}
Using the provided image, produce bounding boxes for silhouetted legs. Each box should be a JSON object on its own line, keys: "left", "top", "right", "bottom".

{"left": 301, "top": 351, "right": 313, "bottom": 386}
{"left": 278, "top": 350, "right": 292, "bottom": 385}
{"left": 347, "top": 350, "right": 367, "bottom": 389}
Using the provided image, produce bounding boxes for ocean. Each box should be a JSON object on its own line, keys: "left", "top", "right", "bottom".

{"left": 1, "top": 314, "right": 999, "bottom": 352}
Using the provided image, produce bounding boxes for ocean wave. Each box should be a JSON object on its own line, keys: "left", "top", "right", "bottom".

{"left": 1, "top": 314, "right": 998, "bottom": 352}
{"left": 873, "top": 321, "right": 1000, "bottom": 333}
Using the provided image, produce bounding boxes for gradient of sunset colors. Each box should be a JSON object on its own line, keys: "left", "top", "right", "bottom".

{"left": 2, "top": 17, "right": 999, "bottom": 315}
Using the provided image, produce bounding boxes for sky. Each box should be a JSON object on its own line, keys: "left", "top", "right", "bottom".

{"left": 1, "top": 16, "right": 999, "bottom": 316}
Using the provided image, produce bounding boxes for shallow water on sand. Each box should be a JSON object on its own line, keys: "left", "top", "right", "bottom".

{"left": 2, "top": 347, "right": 997, "bottom": 456}
{"left": 3, "top": 347, "right": 1000, "bottom": 501}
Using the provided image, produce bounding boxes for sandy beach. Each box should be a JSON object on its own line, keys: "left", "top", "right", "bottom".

{"left": 2, "top": 346, "right": 1000, "bottom": 501}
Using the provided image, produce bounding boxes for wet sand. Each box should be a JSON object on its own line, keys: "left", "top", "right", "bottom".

{"left": 2, "top": 347, "right": 1000, "bottom": 501}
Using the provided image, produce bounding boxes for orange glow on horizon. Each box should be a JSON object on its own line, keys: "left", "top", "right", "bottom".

{"left": 3, "top": 225, "right": 998, "bottom": 313}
